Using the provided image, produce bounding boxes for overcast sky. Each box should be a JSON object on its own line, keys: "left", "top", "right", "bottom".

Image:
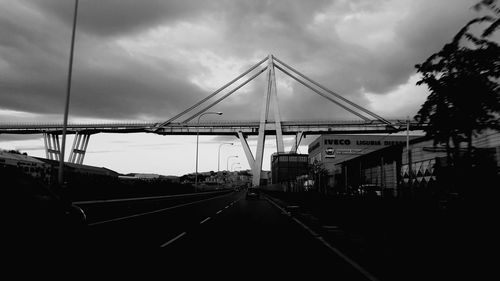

{"left": 0, "top": 0, "right": 487, "bottom": 176}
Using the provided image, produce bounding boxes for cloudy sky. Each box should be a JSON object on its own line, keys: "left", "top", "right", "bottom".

{"left": 0, "top": 0, "right": 487, "bottom": 176}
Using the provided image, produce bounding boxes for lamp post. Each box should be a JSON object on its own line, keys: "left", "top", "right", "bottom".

{"left": 195, "top": 111, "right": 223, "bottom": 192}
{"left": 226, "top": 155, "right": 238, "bottom": 171}
{"left": 58, "top": 0, "right": 79, "bottom": 186}
{"left": 218, "top": 142, "right": 233, "bottom": 189}
{"left": 223, "top": 155, "right": 237, "bottom": 189}
{"left": 231, "top": 162, "right": 240, "bottom": 171}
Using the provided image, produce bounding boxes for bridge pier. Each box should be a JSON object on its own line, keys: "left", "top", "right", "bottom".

{"left": 238, "top": 131, "right": 255, "bottom": 172}
{"left": 290, "top": 132, "right": 304, "bottom": 153}
{"left": 43, "top": 133, "right": 61, "bottom": 161}
{"left": 68, "top": 132, "right": 91, "bottom": 165}
{"left": 43, "top": 132, "right": 91, "bottom": 164}
{"left": 253, "top": 54, "right": 285, "bottom": 187}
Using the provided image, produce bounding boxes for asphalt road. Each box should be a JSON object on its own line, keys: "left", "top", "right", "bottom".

{"left": 80, "top": 190, "right": 376, "bottom": 279}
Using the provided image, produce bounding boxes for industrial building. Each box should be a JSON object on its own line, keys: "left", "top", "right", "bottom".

{"left": 271, "top": 152, "right": 309, "bottom": 191}
{"left": 307, "top": 131, "right": 500, "bottom": 198}
{"left": 0, "top": 150, "right": 51, "bottom": 182}
{"left": 307, "top": 134, "right": 421, "bottom": 188}
{"left": 0, "top": 150, "right": 119, "bottom": 185}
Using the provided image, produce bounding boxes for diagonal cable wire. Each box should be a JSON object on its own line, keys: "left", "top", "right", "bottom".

{"left": 182, "top": 66, "right": 268, "bottom": 123}
{"left": 153, "top": 56, "right": 268, "bottom": 130}
{"left": 274, "top": 64, "right": 371, "bottom": 121}
{"left": 273, "top": 56, "right": 394, "bottom": 125}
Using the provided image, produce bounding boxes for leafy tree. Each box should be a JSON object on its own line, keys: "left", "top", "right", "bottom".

{"left": 414, "top": 0, "right": 500, "bottom": 198}
{"left": 473, "top": 0, "right": 500, "bottom": 37}
{"left": 308, "top": 160, "right": 329, "bottom": 193}
{"left": 415, "top": 1, "right": 500, "bottom": 165}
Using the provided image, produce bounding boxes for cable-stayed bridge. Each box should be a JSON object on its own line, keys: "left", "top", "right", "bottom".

{"left": 0, "top": 55, "right": 426, "bottom": 186}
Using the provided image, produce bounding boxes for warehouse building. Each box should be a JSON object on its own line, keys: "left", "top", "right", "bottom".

{"left": 331, "top": 131, "right": 500, "bottom": 198}
{"left": 308, "top": 134, "right": 421, "bottom": 189}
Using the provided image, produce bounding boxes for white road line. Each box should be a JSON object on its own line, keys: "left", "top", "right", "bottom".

{"left": 291, "top": 217, "right": 320, "bottom": 237}
{"left": 160, "top": 232, "right": 186, "bottom": 248}
{"left": 216, "top": 210, "right": 222, "bottom": 214}
{"left": 265, "top": 197, "right": 379, "bottom": 281}
{"left": 200, "top": 217, "right": 211, "bottom": 224}
{"left": 88, "top": 192, "right": 231, "bottom": 226}
{"left": 74, "top": 190, "right": 228, "bottom": 205}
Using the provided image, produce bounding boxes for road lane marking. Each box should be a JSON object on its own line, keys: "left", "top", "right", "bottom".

{"left": 160, "top": 232, "right": 186, "bottom": 248}
{"left": 74, "top": 190, "right": 229, "bottom": 205}
{"left": 216, "top": 210, "right": 223, "bottom": 214}
{"left": 88, "top": 192, "right": 232, "bottom": 226}
{"left": 291, "top": 217, "right": 320, "bottom": 237}
{"left": 265, "top": 196, "right": 379, "bottom": 281}
{"left": 200, "top": 217, "right": 211, "bottom": 224}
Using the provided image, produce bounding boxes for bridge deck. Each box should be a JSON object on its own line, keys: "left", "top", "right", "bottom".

{"left": 0, "top": 120, "right": 425, "bottom": 135}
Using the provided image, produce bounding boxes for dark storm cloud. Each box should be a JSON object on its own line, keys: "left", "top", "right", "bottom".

{"left": 68, "top": 52, "right": 205, "bottom": 119}
{"left": 29, "top": 0, "right": 213, "bottom": 37}
{"left": 0, "top": 0, "right": 480, "bottom": 123}
{"left": 209, "top": 0, "right": 478, "bottom": 119}
{"left": 0, "top": 0, "right": 206, "bottom": 120}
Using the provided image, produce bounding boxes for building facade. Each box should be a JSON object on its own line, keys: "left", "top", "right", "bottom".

{"left": 271, "top": 153, "right": 309, "bottom": 187}
{"left": 308, "top": 134, "right": 421, "bottom": 189}
{"left": 337, "top": 131, "right": 500, "bottom": 198}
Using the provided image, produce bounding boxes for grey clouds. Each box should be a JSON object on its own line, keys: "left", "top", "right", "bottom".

{"left": 0, "top": 0, "right": 482, "bottom": 123}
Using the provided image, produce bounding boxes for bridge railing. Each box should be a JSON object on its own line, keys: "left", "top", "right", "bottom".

{"left": 0, "top": 118, "right": 419, "bottom": 127}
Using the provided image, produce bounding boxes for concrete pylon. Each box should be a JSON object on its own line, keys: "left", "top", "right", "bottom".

{"left": 252, "top": 54, "right": 284, "bottom": 187}
{"left": 68, "top": 132, "right": 91, "bottom": 164}
{"left": 43, "top": 133, "right": 61, "bottom": 161}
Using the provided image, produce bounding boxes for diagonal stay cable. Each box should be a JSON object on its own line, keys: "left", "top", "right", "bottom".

{"left": 274, "top": 64, "right": 371, "bottom": 121}
{"left": 153, "top": 56, "right": 268, "bottom": 131}
{"left": 182, "top": 66, "right": 268, "bottom": 123}
{"left": 273, "top": 56, "right": 393, "bottom": 125}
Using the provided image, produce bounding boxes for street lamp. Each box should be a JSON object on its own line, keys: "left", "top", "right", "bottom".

{"left": 195, "top": 111, "right": 223, "bottom": 192}
{"left": 226, "top": 155, "right": 238, "bottom": 171}
{"left": 218, "top": 142, "right": 233, "bottom": 189}
{"left": 231, "top": 162, "right": 240, "bottom": 171}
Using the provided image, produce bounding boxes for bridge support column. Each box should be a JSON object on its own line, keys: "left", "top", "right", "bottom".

{"left": 289, "top": 132, "right": 304, "bottom": 153}
{"left": 43, "top": 133, "right": 61, "bottom": 161}
{"left": 238, "top": 131, "right": 255, "bottom": 171}
{"left": 68, "top": 132, "right": 91, "bottom": 164}
{"left": 253, "top": 54, "right": 284, "bottom": 187}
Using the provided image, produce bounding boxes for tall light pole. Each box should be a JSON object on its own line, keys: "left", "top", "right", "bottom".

{"left": 195, "top": 111, "right": 223, "bottom": 192}
{"left": 218, "top": 142, "right": 233, "bottom": 189}
{"left": 231, "top": 162, "right": 240, "bottom": 171}
{"left": 58, "top": 0, "right": 79, "bottom": 186}
{"left": 226, "top": 155, "right": 238, "bottom": 171}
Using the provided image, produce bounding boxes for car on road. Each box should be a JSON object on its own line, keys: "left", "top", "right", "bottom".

{"left": 358, "top": 184, "right": 382, "bottom": 197}
{"left": 245, "top": 187, "right": 261, "bottom": 200}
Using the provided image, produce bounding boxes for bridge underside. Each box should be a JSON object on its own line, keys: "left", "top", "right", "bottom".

{"left": 0, "top": 120, "right": 422, "bottom": 135}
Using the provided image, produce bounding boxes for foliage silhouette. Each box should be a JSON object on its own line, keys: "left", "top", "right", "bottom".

{"left": 415, "top": 0, "right": 499, "bottom": 196}
{"left": 415, "top": 1, "right": 500, "bottom": 159}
